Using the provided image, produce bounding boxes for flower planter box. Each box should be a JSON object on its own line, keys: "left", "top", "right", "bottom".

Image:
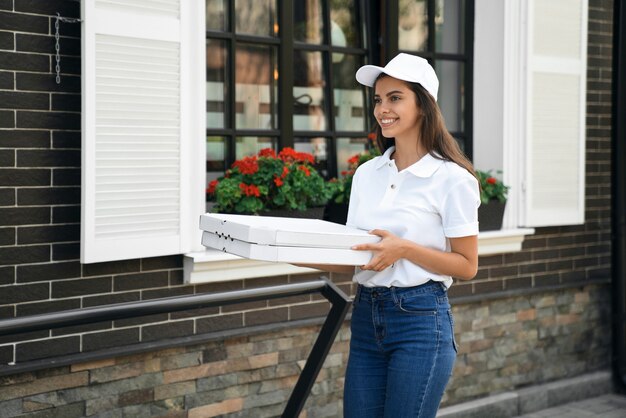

{"left": 478, "top": 200, "right": 506, "bottom": 231}
{"left": 260, "top": 206, "right": 325, "bottom": 220}
{"left": 323, "top": 202, "right": 349, "bottom": 225}
{"left": 199, "top": 213, "right": 379, "bottom": 265}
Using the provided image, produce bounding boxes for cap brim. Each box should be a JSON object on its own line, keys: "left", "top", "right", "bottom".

{"left": 355, "top": 65, "right": 385, "bottom": 87}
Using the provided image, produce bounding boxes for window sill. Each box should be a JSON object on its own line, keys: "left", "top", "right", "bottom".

{"left": 477, "top": 228, "right": 535, "bottom": 256}
{"left": 184, "top": 228, "right": 535, "bottom": 283}
{"left": 183, "top": 250, "right": 319, "bottom": 284}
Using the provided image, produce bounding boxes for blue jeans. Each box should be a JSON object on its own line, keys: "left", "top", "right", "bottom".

{"left": 344, "top": 281, "right": 458, "bottom": 418}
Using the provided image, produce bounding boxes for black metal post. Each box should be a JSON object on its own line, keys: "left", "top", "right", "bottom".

{"left": 282, "top": 281, "right": 351, "bottom": 417}
{"left": 612, "top": 0, "right": 626, "bottom": 394}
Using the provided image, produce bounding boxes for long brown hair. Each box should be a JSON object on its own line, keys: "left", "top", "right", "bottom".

{"left": 372, "top": 74, "right": 478, "bottom": 182}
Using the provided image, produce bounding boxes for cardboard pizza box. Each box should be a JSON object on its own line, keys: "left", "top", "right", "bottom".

{"left": 199, "top": 213, "right": 379, "bottom": 265}
{"left": 201, "top": 231, "right": 373, "bottom": 265}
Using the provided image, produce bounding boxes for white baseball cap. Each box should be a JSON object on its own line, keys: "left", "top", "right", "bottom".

{"left": 355, "top": 53, "right": 439, "bottom": 101}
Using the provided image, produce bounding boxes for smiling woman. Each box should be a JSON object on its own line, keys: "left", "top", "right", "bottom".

{"left": 337, "top": 53, "right": 480, "bottom": 418}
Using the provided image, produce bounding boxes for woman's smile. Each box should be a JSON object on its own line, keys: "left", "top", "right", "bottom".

{"left": 379, "top": 117, "right": 397, "bottom": 128}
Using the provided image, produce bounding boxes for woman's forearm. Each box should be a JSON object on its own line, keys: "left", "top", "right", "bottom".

{"left": 400, "top": 240, "right": 477, "bottom": 280}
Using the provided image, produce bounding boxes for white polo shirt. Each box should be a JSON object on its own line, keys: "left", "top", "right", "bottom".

{"left": 346, "top": 146, "right": 480, "bottom": 288}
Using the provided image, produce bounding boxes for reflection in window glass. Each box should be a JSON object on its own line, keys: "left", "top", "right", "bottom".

{"left": 398, "top": 0, "right": 428, "bottom": 51}
{"left": 293, "top": 51, "right": 328, "bottom": 131}
{"left": 206, "top": 39, "right": 228, "bottom": 129}
{"left": 434, "top": 60, "right": 464, "bottom": 132}
{"left": 435, "top": 0, "right": 464, "bottom": 54}
{"left": 330, "top": 0, "right": 360, "bottom": 47}
{"left": 333, "top": 54, "right": 366, "bottom": 132}
{"left": 235, "top": 44, "right": 278, "bottom": 130}
{"left": 206, "top": 0, "right": 228, "bottom": 31}
{"left": 336, "top": 137, "right": 368, "bottom": 175}
{"left": 236, "top": 137, "right": 277, "bottom": 160}
{"left": 294, "top": 0, "right": 324, "bottom": 44}
{"left": 235, "top": 0, "right": 278, "bottom": 37}
{"left": 295, "top": 137, "right": 328, "bottom": 176}
{"left": 207, "top": 136, "right": 226, "bottom": 182}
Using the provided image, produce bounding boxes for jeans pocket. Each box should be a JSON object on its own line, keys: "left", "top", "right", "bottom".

{"left": 396, "top": 293, "right": 437, "bottom": 315}
{"left": 448, "top": 310, "right": 459, "bottom": 353}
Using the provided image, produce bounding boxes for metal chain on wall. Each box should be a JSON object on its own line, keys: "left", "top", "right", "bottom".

{"left": 54, "top": 12, "right": 82, "bottom": 84}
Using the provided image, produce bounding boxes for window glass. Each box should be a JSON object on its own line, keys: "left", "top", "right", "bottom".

{"left": 434, "top": 60, "right": 464, "bottom": 132}
{"left": 293, "top": 51, "right": 328, "bottom": 131}
{"left": 206, "top": 0, "right": 228, "bottom": 31}
{"left": 235, "top": 44, "right": 278, "bottom": 130}
{"left": 332, "top": 54, "right": 366, "bottom": 132}
{"left": 235, "top": 0, "right": 278, "bottom": 37}
{"left": 330, "top": 0, "right": 360, "bottom": 47}
{"left": 435, "top": 0, "right": 464, "bottom": 54}
{"left": 294, "top": 0, "right": 324, "bottom": 44}
{"left": 206, "top": 39, "right": 228, "bottom": 129}
{"left": 336, "top": 137, "right": 368, "bottom": 175}
{"left": 235, "top": 136, "right": 277, "bottom": 159}
{"left": 398, "top": 0, "right": 428, "bottom": 52}
{"left": 207, "top": 136, "right": 226, "bottom": 181}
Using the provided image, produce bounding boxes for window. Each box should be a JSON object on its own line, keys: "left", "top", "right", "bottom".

{"left": 205, "top": 0, "right": 370, "bottom": 190}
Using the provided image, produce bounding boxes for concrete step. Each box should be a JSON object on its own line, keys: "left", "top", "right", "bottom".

{"left": 437, "top": 371, "right": 615, "bottom": 418}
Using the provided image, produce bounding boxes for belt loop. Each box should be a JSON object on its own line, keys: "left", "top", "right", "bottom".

{"left": 390, "top": 286, "right": 399, "bottom": 305}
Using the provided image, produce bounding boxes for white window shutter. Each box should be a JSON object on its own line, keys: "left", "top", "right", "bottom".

{"left": 521, "top": 0, "right": 588, "bottom": 227}
{"left": 81, "top": 0, "right": 205, "bottom": 263}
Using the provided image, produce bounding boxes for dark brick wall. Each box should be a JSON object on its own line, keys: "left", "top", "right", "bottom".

{"left": 0, "top": 0, "right": 615, "bottom": 376}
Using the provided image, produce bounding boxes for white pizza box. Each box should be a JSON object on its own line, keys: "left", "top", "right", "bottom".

{"left": 199, "top": 213, "right": 380, "bottom": 265}
{"left": 199, "top": 213, "right": 380, "bottom": 249}
{"left": 201, "top": 231, "right": 373, "bottom": 265}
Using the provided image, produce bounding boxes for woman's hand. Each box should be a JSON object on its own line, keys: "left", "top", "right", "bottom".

{"left": 352, "top": 230, "right": 478, "bottom": 279}
{"left": 352, "top": 229, "right": 407, "bottom": 271}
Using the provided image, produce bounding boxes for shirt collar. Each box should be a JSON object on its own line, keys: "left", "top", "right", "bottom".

{"left": 375, "top": 146, "right": 445, "bottom": 178}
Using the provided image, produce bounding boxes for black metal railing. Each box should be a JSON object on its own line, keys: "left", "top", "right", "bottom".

{"left": 0, "top": 278, "right": 352, "bottom": 417}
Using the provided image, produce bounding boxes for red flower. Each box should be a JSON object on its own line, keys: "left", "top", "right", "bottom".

{"left": 278, "top": 147, "right": 298, "bottom": 162}
{"left": 232, "top": 156, "right": 258, "bottom": 175}
{"left": 278, "top": 147, "right": 315, "bottom": 164}
{"left": 258, "top": 148, "right": 277, "bottom": 158}
{"left": 239, "top": 183, "right": 260, "bottom": 197}
{"left": 298, "top": 165, "right": 311, "bottom": 177}
{"left": 297, "top": 152, "right": 315, "bottom": 164}
{"left": 273, "top": 177, "right": 283, "bottom": 187}
{"left": 206, "top": 179, "right": 219, "bottom": 195}
{"left": 487, "top": 177, "right": 498, "bottom": 185}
